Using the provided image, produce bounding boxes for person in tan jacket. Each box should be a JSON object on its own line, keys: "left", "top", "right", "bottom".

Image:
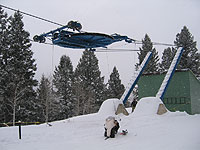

{"left": 104, "top": 116, "right": 120, "bottom": 138}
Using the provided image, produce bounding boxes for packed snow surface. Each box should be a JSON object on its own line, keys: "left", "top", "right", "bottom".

{"left": 1, "top": 97, "right": 200, "bottom": 150}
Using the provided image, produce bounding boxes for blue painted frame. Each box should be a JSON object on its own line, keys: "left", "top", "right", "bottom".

{"left": 122, "top": 52, "right": 153, "bottom": 104}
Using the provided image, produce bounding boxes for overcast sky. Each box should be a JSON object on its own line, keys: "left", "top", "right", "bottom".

{"left": 1, "top": 0, "right": 200, "bottom": 86}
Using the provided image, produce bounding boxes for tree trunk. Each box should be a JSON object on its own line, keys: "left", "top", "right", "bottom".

{"left": 13, "top": 97, "right": 16, "bottom": 126}
{"left": 45, "top": 97, "right": 49, "bottom": 124}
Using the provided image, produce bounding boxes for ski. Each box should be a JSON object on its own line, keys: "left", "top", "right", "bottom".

{"left": 104, "top": 137, "right": 109, "bottom": 140}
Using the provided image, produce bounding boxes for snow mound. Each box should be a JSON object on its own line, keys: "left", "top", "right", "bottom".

{"left": 98, "top": 98, "right": 122, "bottom": 116}
{"left": 133, "top": 97, "right": 166, "bottom": 117}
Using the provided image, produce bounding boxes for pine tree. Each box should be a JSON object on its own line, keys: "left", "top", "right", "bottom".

{"left": 36, "top": 75, "right": 60, "bottom": 123}
{"left": 0, "top": 7, "right": 9, "bottom": 123}
{"left": 135, "top": 34, "right": 160, "bottom": 74}
{"left": 159, "top": 47, "right": 176, "bottom": 72}
{"left": 37, "top": 75, "right": 52, "bottom": 123}
{"left": 107, "top": 66, "right": 125, "bottom": 99}
{"left": 0, "top": 11, "right": 37, "bottom": 124}
{"left": 74, "top": 50, "right": 106, "bottom": 115}
{"left": 174, "top": 26, "right": 200, "bottom": 77}
{"left": 53, "top": 55, "right": 75, "bottom": 119}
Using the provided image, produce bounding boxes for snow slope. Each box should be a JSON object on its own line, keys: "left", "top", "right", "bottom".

{"left": 1, "top": 97, "right": 200, "bottom": 150}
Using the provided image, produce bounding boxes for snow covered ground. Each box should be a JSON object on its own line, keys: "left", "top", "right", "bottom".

{"left": 1, "top": 97, "right": 200, "bottom": 150}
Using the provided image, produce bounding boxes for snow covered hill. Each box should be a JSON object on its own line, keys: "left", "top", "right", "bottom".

{"left": 1, "top": 97, "right": 200, "bottom": 150}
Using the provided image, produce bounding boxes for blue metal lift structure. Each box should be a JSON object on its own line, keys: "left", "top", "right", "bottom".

{"left": 33, "top": 21, "right": 135, "bottom": 50}
{"left": 121, "top": 47, "right": 184, "bottom": 105}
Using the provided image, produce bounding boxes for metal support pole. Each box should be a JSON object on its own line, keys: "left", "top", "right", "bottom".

{"left": 18, "top": 121, "right": 22, "bottom": 139}
{"left": 121, "top": 52, "right": 153, "bottom": 104}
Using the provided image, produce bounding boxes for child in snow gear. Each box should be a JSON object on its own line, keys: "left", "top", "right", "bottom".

{"left": 104, "top": 116, "right": 120, "bottom": 138}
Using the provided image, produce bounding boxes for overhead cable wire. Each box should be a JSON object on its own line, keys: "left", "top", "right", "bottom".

{"left": 152, "top": 42, "right": 175, "bottom": 47}
{"left": 134, "top": 40, "right": 175, "bottom": 47}
{"left": 0, "top": 4, "right": 63, "bottom": 26}
{"left": 96, "top": 48, "right": 140, "bottom": 52}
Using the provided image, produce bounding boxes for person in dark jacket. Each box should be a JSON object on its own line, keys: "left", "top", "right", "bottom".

{"left": 131, "top": 99, "right": 138, "bottom": 112}
{"left": 112, "top": 120, "right": 119, "bottom": 134}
